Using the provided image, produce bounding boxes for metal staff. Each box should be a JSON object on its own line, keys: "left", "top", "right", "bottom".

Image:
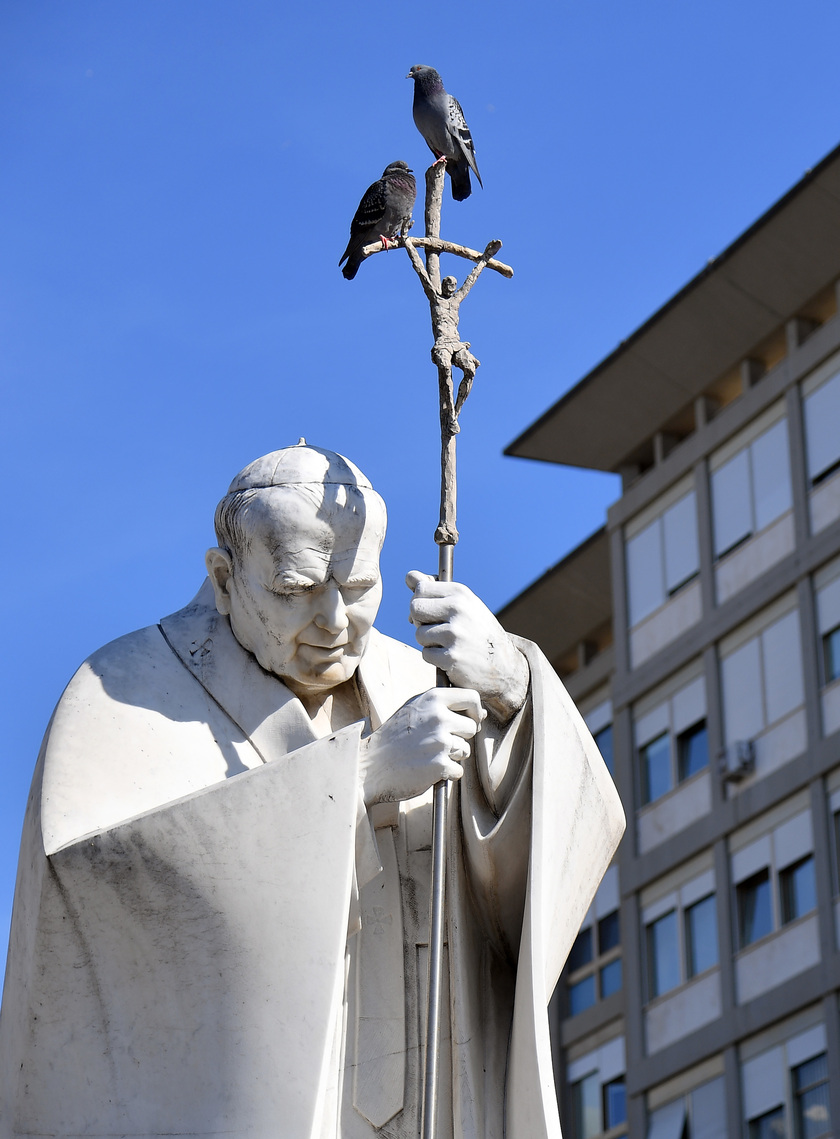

{"left": 400, "top": 161, "right": 511, "bottom": 1139}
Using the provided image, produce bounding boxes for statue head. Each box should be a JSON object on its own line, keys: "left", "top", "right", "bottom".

{"left": 206, "top": 441, "right": 387, "bottom": 698}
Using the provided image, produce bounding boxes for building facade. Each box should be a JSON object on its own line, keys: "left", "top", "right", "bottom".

{"left": 500, "top": 143, "right": 840, "bottom": 1138}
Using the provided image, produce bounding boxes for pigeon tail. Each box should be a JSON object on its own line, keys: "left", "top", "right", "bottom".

{"left": 448, "top": 161, "right": 472, "bottom": 202}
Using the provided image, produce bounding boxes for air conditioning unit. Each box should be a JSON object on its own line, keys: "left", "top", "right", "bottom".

{"left": 718, "top": 739, "right": 755, "bottom": 783}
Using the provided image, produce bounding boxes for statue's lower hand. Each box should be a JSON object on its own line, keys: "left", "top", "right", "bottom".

{"left": 406, "top": 571, "right": 529, "bottom": 725}
{"left": 359, "top": 688, "right": 484, "bottom": 806}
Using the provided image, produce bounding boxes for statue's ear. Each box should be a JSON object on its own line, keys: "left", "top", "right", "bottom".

{"left": 205, "top": 547, "right": 234, "bottom": 615}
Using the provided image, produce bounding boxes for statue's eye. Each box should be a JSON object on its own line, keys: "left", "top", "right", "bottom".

{"left": 273, "top": 581, "right": 317, "bottom": 598}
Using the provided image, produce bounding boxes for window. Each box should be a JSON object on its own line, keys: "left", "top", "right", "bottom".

{"left": 737, "top": 869, "right": 773, "bottom": 947}
{"left": 642, "top": 732, "right": 671, "bottom": 804}
{"left": 803, "top": 366, "right": 840, "bottom": 485}
{"left": 677, "top": 721, "right": 708, "bottom": 781}
{"left": 640, "top": 718, "right": 709, "bottom": 806}
{"left": 626, "top": 489, "right": 699, "bottom": 625}
{"left": 600, "top": 959, "right": 622, "bottom": 999}
{"left": 567, "top": 906, "right": 622, "bottom": 1015}
{"left": 793, "top": 1053, "right": 831, "bottom": 1139}
{"left": 572, "top": 1071, "right": 601, "bottom": 1139}
{"left": 569, "top": 974, "right": 596, "bottom": 1016}
{"left": 685, "top": 894, "right": 718, "bottom": 977}
{"left": 815, "top": 564, "right": 840, "bottom": 688}
{"left": 594, "top": 725, "right": 614, "bottom": 777}
{"left": 720, "top": 604, "right": 804, "bottom": 747}
{"left": 635, "top": 671, "right": 708, "bottom": 809}
{"left": 711, "top": 417, "right": 792, "bottom": 558}
{"left": 741, "top": 1023, "right": 829, "bottom": 1139}
{"left": 647, "top": 1076, "right": 726, "bottom": 1139}
{"left": 642, "top": 868, "right": 718, "bottom": 1002}
{"left": 567, "top": 1036, "right": 626, "bottom": 1138}
{"left": 748, "top": 1107, "right": 785, "bottom": 1139}
{"left": 779, "top": 856, "right": 816, "bottom": 924}
{"left": 824, "top": 627, "right": 840, "bottom": 684}
{"left": 647, "top": 910, "right": 680, "bottom": 998}
{"left": 732, "top": 807, "right": 816, "bottom": 952}
{"left": 603, "top": 1077, "right": 627, "bottom": 1130}
{"left": 568, "top": 927, "right": 594, "bottom": 972}
{"left": 599, "top": 910, "right": 620, "bottom": 952}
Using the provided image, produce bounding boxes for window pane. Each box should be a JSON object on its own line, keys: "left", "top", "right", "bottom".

{"left": 804, "top": 370, "right": 840, "bottom": 482}
{"left": 600, "top": 958, "right": 622, "bottom": 998}
{"left": 793, "top": 1053, "right": 832, "bottom": 1139}
{"left": 780, "top": 855, "right": 816, "bottom": 923}
{"left": 627, "top": 519, "right": 665, "bottom": 625}
{"left": 721, "top": 637, "right": 764, "bottom": 744}
{"left": 648, "top": 910, "right": 680, "bottom": 997}
{"left": 642, "top": 732, "right": 672, "bottom": 804}
{"left": 568, "top": 974, "right": 596, "bottom": 1016}
{"left": 662, "top": 491, "right": 699, "bottom": 594}
{"left": 677, "top": 720, "right": 708, "bottom": 781}
{"left": 737, "top": 868, "right": 773, "bottom": 946}
{"left": 762, "top": 609, "right": 804, "bottom": 724}
{"left": 686, "top": 894, "right": 718, "bottom": 976}
{"left": 824, "top": 626, "right": 840, "bottom": 683}
{"left": 748, "top": 1106, "right": 786, "bottom": 1139}
{"left": 712, "top": 448, "right": 752, "bottom": 556}
{"left": 751, "top": 419, "right": 793, "bottom": 531}
{"left": 568, "top": 927, "right": 593, "bottom": 973}
{"left": 603, "top": 1077, "right": 627, "bottom": 1129}
{"left": 572, "top": 1071, "right": 601, "bottom": 1139}
{"left": 594, "top": 725, "right": 614, "bottom": 777}
{"left": 691, "top": 1076, "right": 727, "bottom": 1139}
{"left": 598, "top": 910, "right": 620, "bottom": 953}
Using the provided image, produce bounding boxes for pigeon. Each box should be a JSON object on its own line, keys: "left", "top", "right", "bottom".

{"left": 407, "top": 65, "right": 482, "bottom": 201}
{"left": 339, "top": 160, "right": 416, "bottom": 280}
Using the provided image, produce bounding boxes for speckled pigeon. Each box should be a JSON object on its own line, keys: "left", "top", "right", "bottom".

{"left": 407, "top": 65, "right": 482, "bottom": 202}
{"left": 339, "top": 160, "right": 416, "bottom": 281}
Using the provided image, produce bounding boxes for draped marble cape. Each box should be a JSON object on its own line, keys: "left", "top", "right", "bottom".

{"left": 0, "top": 581, "right": 624, "bottom": 1139}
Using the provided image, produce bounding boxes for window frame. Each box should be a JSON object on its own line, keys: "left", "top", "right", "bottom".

{"left": 566, "top": 907, "right": 623, "bottom": 1017}
{"left": 625, "top": 487, "right": 700, "bottom": 627}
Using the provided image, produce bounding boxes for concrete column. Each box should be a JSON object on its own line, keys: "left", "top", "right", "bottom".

{"left": 786, "top": 316, "right": 818, "bottom": 355}
{"left": 786, "top": 385, "right": 811, "bottom": 547}
{"left": 620, "top": 881, "right": 647, "bottom": 1096}
{"left": 822, "top": 991, "right": 840, "bottom": 1139}
{"left": 798, "top": 577, "right": 823, "bottom": 755}
{"left": 694, "top": 456, "right": 716, "bottom": 619}
{"left": 705, "top": 644, "right": 726, "bottom": 811}
{"left": 610, "top": 526, "right": 631, "bottom": 678}
{"left": 723, "top": 1044, "right": 744, "bottom": 1139}
{"left": 714, "top": 838, "right": 737, "bottom": 1012}
{"left": 810, "top": 779, "right": 835, "bottom": 964}
{"left": 740, "top": 357, "right": 765, "bottom": 389}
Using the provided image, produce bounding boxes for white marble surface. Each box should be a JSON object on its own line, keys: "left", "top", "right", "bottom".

{"left": 0, "top": 444, "right": 625, "bottom": 1138}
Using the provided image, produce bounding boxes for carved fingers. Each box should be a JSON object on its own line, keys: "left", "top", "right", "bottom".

{"left": 359, "top": 687, "right": 484, "bottom": 806}
{"left": 405, "top": 571, "right": 529, "bottom": 724}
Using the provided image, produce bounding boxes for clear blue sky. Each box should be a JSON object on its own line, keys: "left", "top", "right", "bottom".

{"left": 3, "top": 0, "right": 840, "bottom": 974}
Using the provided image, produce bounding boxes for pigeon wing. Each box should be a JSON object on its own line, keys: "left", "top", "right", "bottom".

{"left": 348, "top": 178, "right": 388, "bottom": 239}
{"left": 447, "top": 95, "right": 482, "bottom": 186}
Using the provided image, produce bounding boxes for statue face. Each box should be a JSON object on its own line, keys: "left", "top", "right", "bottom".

{"left": 218, "top": 488, "right": 385, "bottom": 697}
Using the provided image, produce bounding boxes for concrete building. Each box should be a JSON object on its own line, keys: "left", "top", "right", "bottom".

{"left": 500, "top": 142, "right": 840, "bottom": 1138}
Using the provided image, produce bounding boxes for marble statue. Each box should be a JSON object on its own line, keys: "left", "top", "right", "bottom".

{"left": 0, "top": 442, "right": 624, "bottom": 1139}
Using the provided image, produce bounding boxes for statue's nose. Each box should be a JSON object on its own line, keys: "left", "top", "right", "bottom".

{"left": 314, "top": 584, "right": 349, "bottom": 633}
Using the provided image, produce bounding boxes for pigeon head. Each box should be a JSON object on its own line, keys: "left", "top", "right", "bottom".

{"left": 406, "top": 64, "right": 444, "bottom": 93}
{"left": 383, "top": 160, "right": 413, "bottom": 176}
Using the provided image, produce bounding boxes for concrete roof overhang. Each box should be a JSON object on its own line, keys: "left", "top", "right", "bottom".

{"left": 496, "top": 527, "right": 611, "bottom": 661}
{"left": 506, "top": 142, "right": 840, "bottom": 472}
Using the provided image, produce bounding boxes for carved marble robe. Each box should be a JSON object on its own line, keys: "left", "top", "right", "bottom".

{"left": 0, "top": 581, "right": 624, "bottom": 1139}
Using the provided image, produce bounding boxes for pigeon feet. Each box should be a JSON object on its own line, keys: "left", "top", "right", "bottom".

{"left": 379, "top": 236, "right": 392, "bottom": 250}
{"left": 432, "top": 154, "right": 448, "bottom": 168}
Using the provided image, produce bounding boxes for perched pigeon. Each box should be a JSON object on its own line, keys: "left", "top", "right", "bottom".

{"left": 407, "top": 65, "right": 482, "bottom": 201}
{"left": 339, "top": 160, "right": 416, "bottom": 280}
